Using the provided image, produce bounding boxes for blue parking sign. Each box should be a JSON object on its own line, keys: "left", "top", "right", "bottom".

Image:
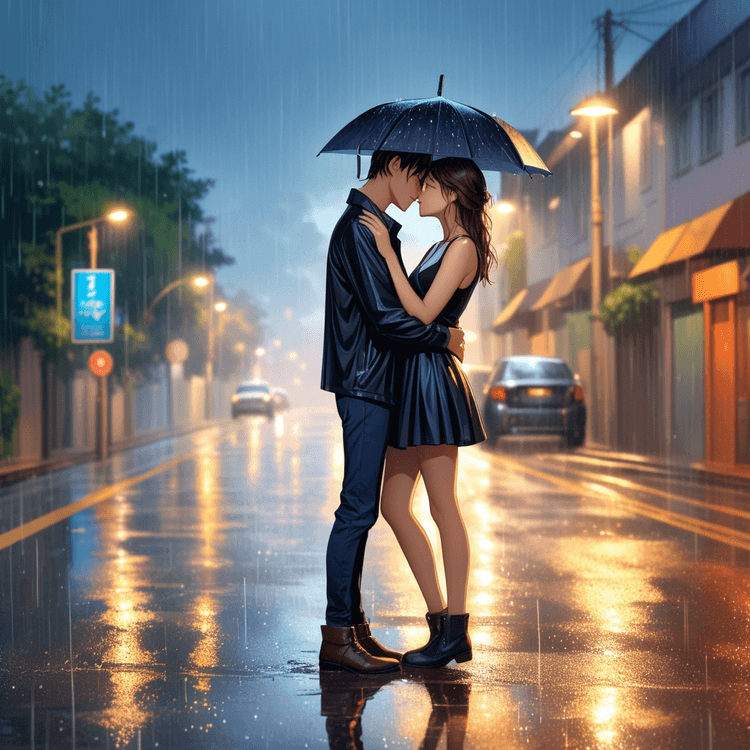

{"left": 71, "top": 269, "right": 115, "bottom": 343}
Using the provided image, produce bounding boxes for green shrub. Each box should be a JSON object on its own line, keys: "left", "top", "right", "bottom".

{"left": 601, "top": 281, "right": 659, "bottom": 334}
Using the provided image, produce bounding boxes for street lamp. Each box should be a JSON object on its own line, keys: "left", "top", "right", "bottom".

{"left": 191, "top": 275, "right": 216, "bottom": 420}
{"left": 55, "top": 209, "right": 131, "bottom": 317}
{"left": 142, "top": 273, "right": 217, "bottom": 421}
{"left": 570, "top": 93, "right": 618, "bottom": 445}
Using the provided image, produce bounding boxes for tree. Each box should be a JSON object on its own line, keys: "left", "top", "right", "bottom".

{"left": 504, "top": 230, "right": 527, "bottom": 300}
{"left": 0, "top": 75, "right": 248, "bottom": 384}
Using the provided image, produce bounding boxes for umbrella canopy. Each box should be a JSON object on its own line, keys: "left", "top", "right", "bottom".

{"left": 319, "top": 82, "right": 551, "bottom": 177}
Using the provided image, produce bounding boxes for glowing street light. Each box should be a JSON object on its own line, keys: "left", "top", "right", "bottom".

{"left": 569, "top": 130, "right": 583, "bottom": 139}
{"left": 493, "top": 201, "right": 516, "bottom": 214}
{"left": 569, "top": 93, "right": 619, "bottom": 444}
{"left": 214, "top": 301, "right": 227, "bottom": 312}
{"left": 55, "top": 207, "right": 133, "bottom": 317}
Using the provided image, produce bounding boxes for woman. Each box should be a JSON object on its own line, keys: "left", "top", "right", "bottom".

{"left": 359, "top": 156, "right": 494, "bottom": 669}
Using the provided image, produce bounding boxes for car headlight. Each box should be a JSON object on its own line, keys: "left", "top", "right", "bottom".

{"left": 232, "top": 395, "right": 240, "bottom": 403}
{"left": 263, "top": 394, "right": 271, "bottom": 401}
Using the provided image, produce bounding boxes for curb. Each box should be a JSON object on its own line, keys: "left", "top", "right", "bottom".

{"left": 0, "top": 418, "right": 232, "bottom": 487}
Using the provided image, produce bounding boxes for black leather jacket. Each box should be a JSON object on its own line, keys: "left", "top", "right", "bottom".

{"left": 321, "top": 189, "right": 449, "bottom": 406}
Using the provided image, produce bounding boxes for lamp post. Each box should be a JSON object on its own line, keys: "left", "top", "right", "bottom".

{"left": 55, "top": 209, "right": 130, "bottom": 317}
{"left": 142, "top": 272, "right": 217, "bottom": 422}
{"left": 193, "top": 275, "right": 215, "bottom": 420}
{"left": 49, "top": 209, "right": 130, "bottom": 460}
{"left": 570, "top": 94, "right": 618, "bottom": 445}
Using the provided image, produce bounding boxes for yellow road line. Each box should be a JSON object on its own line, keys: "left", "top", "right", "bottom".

{"left": 0, "top": 431, "right": 234, "bottom": 552}
{"left": 491, "top": 453, "right": 750, "bottom": 552}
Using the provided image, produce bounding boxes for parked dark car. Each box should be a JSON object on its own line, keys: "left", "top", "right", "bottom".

{"left": 482, "top": 356, "right": 586, "bottom": 447}
{"left": 231, "top": 381, "right": 274, "bottom": 418}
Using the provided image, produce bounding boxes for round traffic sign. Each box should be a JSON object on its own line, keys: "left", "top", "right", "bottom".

{"left": 89, "top": 350, "right": 113, "bottom": 377}
{"left": 165, "top": 338, "right": 189, "bottom": 364}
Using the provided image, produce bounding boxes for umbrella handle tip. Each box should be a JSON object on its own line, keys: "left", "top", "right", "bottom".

{"left": 437, "top": 74, "right": 444, "bottom": 97}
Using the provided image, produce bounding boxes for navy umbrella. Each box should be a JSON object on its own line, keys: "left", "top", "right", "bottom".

{"left": 319, "top": 76, "right": 552, "bottom": 178}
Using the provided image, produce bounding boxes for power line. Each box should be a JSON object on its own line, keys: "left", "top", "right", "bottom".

{"left": 614, "top": 0, "right": 697, "bottom": 17}
{"left": 622, "top": 19, "right": 673, "bottom": 26}
{"left": 517, "top": 27, "right": 598, "bottom": 116}
{"left": 536, "top": 38, "right": 599, "bottom": 135}
{"left": 620, "top": 22, "right": 657, "bottom": 44}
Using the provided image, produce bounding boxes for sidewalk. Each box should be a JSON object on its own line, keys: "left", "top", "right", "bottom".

{"left": 0, "top": 418, "right": 230, "bottom": 485}
{"left": 579, "top": 442, "right": 750, "bottom": 488}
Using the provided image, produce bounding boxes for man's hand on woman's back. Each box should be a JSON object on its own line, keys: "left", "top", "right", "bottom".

{"left": 447, "top": 327, "right": 465, "bottom": 362}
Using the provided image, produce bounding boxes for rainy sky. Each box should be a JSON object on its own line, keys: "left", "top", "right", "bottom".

{"left": 1, "top": 0, "right": 705, "bottom": 356}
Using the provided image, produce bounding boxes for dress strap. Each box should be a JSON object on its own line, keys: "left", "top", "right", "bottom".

{"left": 445, "top": 234, "right": 482, "bottom": 285}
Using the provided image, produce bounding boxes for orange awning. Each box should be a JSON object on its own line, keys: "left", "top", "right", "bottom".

{"left": 629, "top": 221, "right": 689, "bottom": 278}
{"left": 492, "top": 288, "right": 527, "bottom": 331}
{"left": 532, "top": 257, "right": 591, "bottom": 310}
{"left": 630, "top": 190, "right": 750, "bottom": 279}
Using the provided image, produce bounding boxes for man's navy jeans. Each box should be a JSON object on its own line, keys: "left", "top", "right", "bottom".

{"left": 325, "top": 395, "right": 392, "bottom": 627}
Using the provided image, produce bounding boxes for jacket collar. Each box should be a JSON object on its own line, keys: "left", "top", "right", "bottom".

{"left": 347, "top": 189, "right": 402, "bottom": 238}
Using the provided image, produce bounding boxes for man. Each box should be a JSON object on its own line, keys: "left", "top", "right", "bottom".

{"left": 320, "top": 150, "right": 465, "bottom": 674}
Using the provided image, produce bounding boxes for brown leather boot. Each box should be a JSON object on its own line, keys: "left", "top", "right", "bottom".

{"left": 353, "top": 622, "right": 402, "bottom": 661}
{"left": 319, "top": 626, "right": 400, "bottom": 675}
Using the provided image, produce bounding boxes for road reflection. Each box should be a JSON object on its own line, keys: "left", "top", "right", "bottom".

{"left": 319, "top": 672, "right": 474, "bottom": 750}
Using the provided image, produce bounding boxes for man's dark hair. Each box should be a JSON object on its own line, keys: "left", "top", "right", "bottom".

{"left": 366, "top": 150, "right": 433, "bottom": 184}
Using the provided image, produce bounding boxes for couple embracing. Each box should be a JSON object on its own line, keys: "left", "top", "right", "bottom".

{"left": 319, "top": 149, "right": 494, "bottom": 674}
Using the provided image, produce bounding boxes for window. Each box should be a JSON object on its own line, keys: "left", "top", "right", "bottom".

{"left": 498, "top": 359, "right": 573, "bottom": 381}
{"left": 675, "top": 106, "right": 691, "bottom": 174}
{"left": 640, "top": 116, "right": 652, "bottom": 190}
{"left": 737, "top": 64, "right": 750, "bottom": 144}
{"left": 700, "top": 86, "right": 722, "bottom": 162}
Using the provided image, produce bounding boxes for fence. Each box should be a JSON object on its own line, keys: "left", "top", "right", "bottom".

{"left": 3, "top": 338, "right": 237, "bottom": 460}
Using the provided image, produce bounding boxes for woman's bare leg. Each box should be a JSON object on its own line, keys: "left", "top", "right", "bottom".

{"left": 416, "top": 445, "right": 469, "bottom": 615}
{"left": 381, "top": 446, "right": 446, "bottom": 614}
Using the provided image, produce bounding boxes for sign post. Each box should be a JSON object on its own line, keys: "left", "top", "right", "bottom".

{"left": 73, "top": 270, "right": 115, "bottom": 461}
{"left": 165, "top": 339, "right": 190, "bottom": 428}
{"left": 89, "top": 351, "right": 114, "bottom": 460}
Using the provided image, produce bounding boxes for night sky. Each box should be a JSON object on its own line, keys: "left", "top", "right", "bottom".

{"left": 1, "top": 0, "right": 704, "bottom": 361}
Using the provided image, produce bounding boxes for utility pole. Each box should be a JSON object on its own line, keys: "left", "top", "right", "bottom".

{"left": 604, "top": 10, "right": 614, "bottom": 92}
{"left": 603, "top": 9, "right": 615, "bottom": 447}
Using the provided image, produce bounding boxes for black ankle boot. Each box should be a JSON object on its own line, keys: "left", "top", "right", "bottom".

{"left": 402, "top": 608, "right": 446, "bottom": 664}
{"left": 402, "top": 612, "right": 472, "bottom": 669}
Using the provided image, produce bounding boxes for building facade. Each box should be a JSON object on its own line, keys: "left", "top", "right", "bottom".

{"left": 491, "top": 0, "right": 750, "bottom": 465}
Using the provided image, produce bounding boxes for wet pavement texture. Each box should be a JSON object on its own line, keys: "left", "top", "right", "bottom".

{"left": 2, "top": 408, "right": 750, "bottom": 748}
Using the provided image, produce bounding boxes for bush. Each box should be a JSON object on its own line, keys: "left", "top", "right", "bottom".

{"left": 0, "top": 371, "right": 21, "bottom": 459}
{"left": 600, "top": 281, "right": 659, "bottom": 335}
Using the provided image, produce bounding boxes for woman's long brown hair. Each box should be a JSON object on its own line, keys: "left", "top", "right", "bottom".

{"left": 427, "top": 157, "right": 496, "bottom": 285}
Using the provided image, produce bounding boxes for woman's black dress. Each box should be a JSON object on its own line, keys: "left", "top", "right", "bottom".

{"left": 389, "top": 236, "right": 486, "bottom": 449}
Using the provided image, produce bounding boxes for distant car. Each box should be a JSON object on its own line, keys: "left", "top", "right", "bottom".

{"left": 271, "top": 387, "right": 290, "bottom": 411}
{"left": 231, "top": 381, "right": 274, "bottom": 418}
{"left": 482, "top": 356, "right": 586, "bottom": 448}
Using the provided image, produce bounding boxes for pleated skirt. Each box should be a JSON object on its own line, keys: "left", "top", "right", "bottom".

{"left": 389, "top": 350, "right": 486, "bottom": 449}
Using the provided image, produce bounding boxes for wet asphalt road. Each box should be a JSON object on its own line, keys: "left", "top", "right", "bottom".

{"left": 2, "top": 407, "right": 750, "bottom": 749}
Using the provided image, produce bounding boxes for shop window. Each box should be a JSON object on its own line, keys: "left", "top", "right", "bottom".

{"left": 674, "top": 105, "right": 691, "bottom": 175}
{"left": 737, "top": 64, "right": 750, "bottom": 145}
{"left": 700, "top": 86, "right": 722, "bottom": 163}
{"left": 640, "top": 116, "right": 652, "bottom": 191}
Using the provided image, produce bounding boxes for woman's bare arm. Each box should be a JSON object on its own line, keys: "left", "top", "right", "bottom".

{"left": 359, "top": 210, "right": 477, "bottom": 325}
